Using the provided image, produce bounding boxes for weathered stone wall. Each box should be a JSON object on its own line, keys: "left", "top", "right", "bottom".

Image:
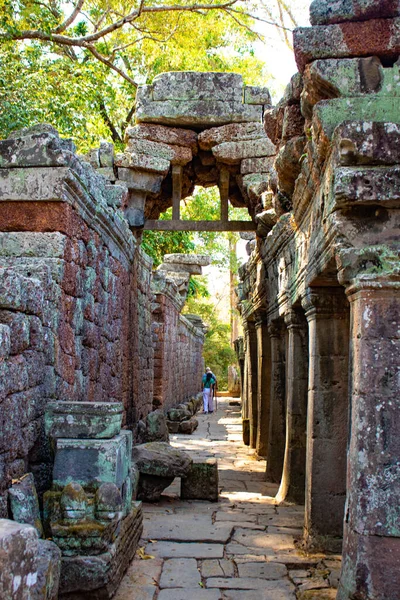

{"left": 131, "top": 248, "right": 154, "bottom": 425}
{"left": 0, "top": 127, "right": 152, "bottom": 514}
{"left": 236, "top": 2, "right": 400, "bottom": 598}
{"left": 0, "top": 126, "right": 207, "bottom": 515}
{"left": 152, "top": 284, "right": 204, "bottom": 411}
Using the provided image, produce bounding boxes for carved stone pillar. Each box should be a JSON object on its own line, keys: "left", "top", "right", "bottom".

{"left": 255, "top": 313, "right": 271, "bottom": 458}
{"left": 241, "top": 322, "right": 250, "bottom": 445}
{"left": 266, "top": 320, "right": 286, "bottom": 483}
{"left": 276, "top": 308, "right": 308, "bottom": 504}
{"left": 302, "top": 288, "right": 349, "bottom": 540}
{"left": 337, "top": 279, "right": 400, "bottom": 600}
{"left": 247, "top": 320, "right": 258, "bottom": 449}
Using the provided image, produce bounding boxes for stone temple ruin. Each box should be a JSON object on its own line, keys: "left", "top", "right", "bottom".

{"left": 0, "top": 0, "right": 399, "bottom": 599}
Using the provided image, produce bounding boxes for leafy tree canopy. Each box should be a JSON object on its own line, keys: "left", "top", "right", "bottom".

{"left": 0, "top": 0, "right": 299, "bottom": 149}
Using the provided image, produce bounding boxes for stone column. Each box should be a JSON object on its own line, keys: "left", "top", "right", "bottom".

{"left": 302, "top": 287, "right": 349, "bottom": 541}
{"left": 247, "top": 320, "right": 259, "bottom": 449}
{"left": 337, "top": 280, "right": 400, "bottom": 600}
{"left": 255, "top": 313, "right": 271, "bottom": 458}
{"left": 241, "top": 322, "right": 250, "bottom": 445}
{"left": 266, "top": 320, "right": 286, "bottom": 483}
{"left": 276, "top": 308, "right": 308, "bottom": 504}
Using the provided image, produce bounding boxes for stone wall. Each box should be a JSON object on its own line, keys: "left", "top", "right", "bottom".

{"left": 236, "top": 2, "right": 400, "bottom": 598}
{"left": 0, "top": 126, "right": 205, "bottom": 515}
{"left": 152, "top": 277, "right": 204, "bottom": 412}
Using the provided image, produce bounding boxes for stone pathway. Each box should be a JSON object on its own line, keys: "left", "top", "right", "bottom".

{"left": 115, "top": 397, "right": 341, "bottom": 600}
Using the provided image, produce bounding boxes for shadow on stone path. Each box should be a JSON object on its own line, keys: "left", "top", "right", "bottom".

{"left": 115, "top": 397, "right": 341, "bottom": 600}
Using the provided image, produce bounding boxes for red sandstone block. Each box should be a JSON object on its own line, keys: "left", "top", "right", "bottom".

{"left": 294, "top": 17, "right": 400, "bottom": 73}
{"left": 310, "top": 0, "right": 400, "bottom": 26}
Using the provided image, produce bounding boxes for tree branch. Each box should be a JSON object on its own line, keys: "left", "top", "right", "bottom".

{"left": 54, "top": 0, "right": 86, "bottom": 33}
{"left": 99, "top": 98, "right": 123, "bottom": 144}
{"left": 85, "top": 44, "right": 138, "bottom": 87}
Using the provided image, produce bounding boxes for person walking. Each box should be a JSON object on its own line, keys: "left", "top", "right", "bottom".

{"left": 202, "top": 368, "right": 216, "bottom": 414}
{"left": 205, "top": 367, "right": 218, "bottom": 413}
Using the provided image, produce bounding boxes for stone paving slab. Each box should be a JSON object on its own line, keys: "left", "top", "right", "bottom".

{"left": 237, "top": 561, "right": 288, "bottom": 579}
{"left": 158, "top": 590, "right": 222, "bottom": 600}
{"left": 201, "top": 559, "right": 235, "bottom": 578}
{"left": 232, "top": 528, "right": 295, "bottom": 550}
{"left": 114, "top": 584, "right": 157, "bottom": 600}
{"left": 222, "top": 587, "right": 296, "bottom": 600}
{"left": 117, "top": 558, "right": 163, "bottom": 586}
{"left": 159, "top": 558, "right": 201, "bottom": 588}
{"left": 144, "top": 515, "right": 233, "bottom": 543}
{"left": 207, "top": 577, "right": 290, "bottom": 589}
{"left": 146, "top": 541, "right": 224, "bottom": 559}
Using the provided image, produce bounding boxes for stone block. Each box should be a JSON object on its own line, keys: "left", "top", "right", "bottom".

{"left": 309, "top": 0, "right": 400, "bottom": 26}
{"left": 282, "top": 105, "right": 305, "bottom": 141}
{"left": 167, "top": 407, "right": 192, "bottom": 422}
{"left": 198, "top": 123, "right": 266, "bottom": 151}
{"left": 302, "top": 58, "right": 383, "bottom": 118}
{"left": 137, "top": 475, "right": 175, "bottom": 502}
{"left": 334, "top": 165, "right": 400, "bottom": 207}
{"left": 158, "top": 263, "right": 202, "bottom": 276}
{"left": 0, "top": 231, "right": 67, "bottom": 259}
{"left": 132, "top": 442, "right": 192, "bottom": 478}
{"left": 45, "top": 401, "right": 123, "bottom": 439}
{"left": 166, "top": 420, "right": 180, "bottom": 434}
{"left": 0, "top": 519, "right": 39, "bottom": 600}
{"left": 212, "top": 139, "right": 276, "bottom": 164}
{"left": 158, "top": 590, "right": 221, "bottom": 600}
{"left": 163, "top": 253, "right": 211, "bottom": 266}
{"left": 263, "top": 106, "right": 284, "bottom": 146}
{"left": 136, "top": 99, "right": 262, "bottom": 128}
{"left": 117, "top": 168, "right": 164, "bottom": 194}
{"left": 125, "top": 123, "right": 198, "bottom": 152}
{"left": 98, "top": 141, "right": 114, "bottom": 168}
{"left": 313, "top": 97, "right": 400, "bottom": 143}
{"left": 275, "top": 136, "right": 306, "bottom": 198}
{"left": 178, "top": 418, "right": 199, "bottom": 434}
{"left": 333, "top": 121, "right": 400, "bottom": 166}
{"left": 0, "top": 126, "right": 75, "bottom": 168}
{"left": 115, "top": 152, "right": 170, "bottom": 175}
{"left": 181, "top": 458, "right": 218, "bottom": 501}
{"left": 33, "top": 540, "right": 62, "bottom": 600}
{"left": 240, "top": 156, "right": 274, "bottom": 175}
{"left": 294, "top": 18, "right": 400, "bottom": 73}
{"left": 59, "top": 502, "right": 143, "bottom": 599}
{"left": 8, "top": 473, "right": 43, "bottom": 537}
{"left": 144, "top": 71, "right": 244, "bottom": 102}
{"left": 126, "top": 139, "right": 192, "bottom": 166}
{"left": 52, "top": 432, "right": 131, "bottom": 492}
{"left": 137, "top": 409, "right": 169, "bottom": 444}
{"left": 244, "top": 86, "right": 271, "bottom": 105}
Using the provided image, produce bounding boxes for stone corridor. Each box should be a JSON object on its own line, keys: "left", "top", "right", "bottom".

{"left": 115, "top": 396, "right": 340, "bottom": 600}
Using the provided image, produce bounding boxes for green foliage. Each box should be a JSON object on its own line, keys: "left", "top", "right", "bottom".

{"left": 184, "top": 293, "right": 236, "bottom": 390}
{"left": 0, "top": 1, "right": 271, "bottom": 148}
{"left": 141, "top": 229, "right": 195, "bottom": 268}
